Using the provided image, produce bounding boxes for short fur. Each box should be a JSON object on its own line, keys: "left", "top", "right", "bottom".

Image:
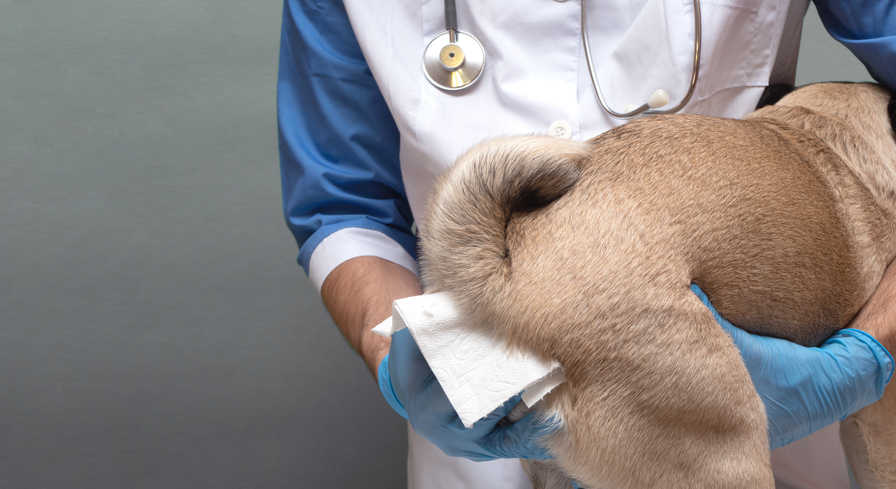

{"left": 418, "top": 83, "right": 896, "bottom": 488}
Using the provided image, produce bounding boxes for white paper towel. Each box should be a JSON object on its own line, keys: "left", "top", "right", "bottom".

{"left": 373, "top": 292, "right": 565, "bottom": 428}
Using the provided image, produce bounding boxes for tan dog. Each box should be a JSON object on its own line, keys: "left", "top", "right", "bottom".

{"left": 417, "top": 83, "right": 896, "bottom": 489}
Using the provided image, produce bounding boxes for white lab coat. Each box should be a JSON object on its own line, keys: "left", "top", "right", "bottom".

{"left": 315, "top": 0, "right": 854, "bottom": 487}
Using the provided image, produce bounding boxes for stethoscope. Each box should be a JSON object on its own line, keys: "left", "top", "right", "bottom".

{"left": 422, "top": 0, "right": 702, "bottom": 119}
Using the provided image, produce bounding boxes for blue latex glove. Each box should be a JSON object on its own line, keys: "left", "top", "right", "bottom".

{"left": 691, "top": 284, "right": 894, "bottom": 448}
{"left": 377, "top": 328, "right": 558, "bottom": 461}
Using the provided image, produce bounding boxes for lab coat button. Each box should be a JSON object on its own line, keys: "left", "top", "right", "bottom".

{"left": 549, "top": 120, "right": 572, "bottom": 139}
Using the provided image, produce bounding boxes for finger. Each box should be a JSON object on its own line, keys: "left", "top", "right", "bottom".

{"left": 390, "top": 328, "right": 425, "bottom": 365}
{"left": 513, "top": 410, "right": 562, "bottom": 443}
{"left": 377, "top": 353, "right": 409, "bottom": 419}
{"left": 689, "top": 283, "right": 709, "bottom": 304}
{"left": 479, "top": 410, "right": 557, "bottom": 459}
{"left": 420, "top": 374, "right": 466, "bottom": 424}
{"left": 480, "top": 394, "right": 526, "bottom": 431}
{"left": 490, "top": 394, "right": 525, "bottom": 420}
{"left": 692, "top": 284, "right": 729, "bottom": 327}
{"left": 691, "top": 284, "right": 751, "bottom": 344}
{"left": 443, "top": 393, "right": 524, "bottom": 437}
{"left": 390, "top": 329, "right": 430, "bottom": 390}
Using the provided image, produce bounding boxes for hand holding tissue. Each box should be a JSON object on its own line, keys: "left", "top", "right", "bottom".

{"left": 374, "top": 292, "right": 565, "bottom": 460}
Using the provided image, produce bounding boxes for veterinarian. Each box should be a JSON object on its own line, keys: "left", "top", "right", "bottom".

{"left": 279, "top": 1, "right": 896, "bottom": 488}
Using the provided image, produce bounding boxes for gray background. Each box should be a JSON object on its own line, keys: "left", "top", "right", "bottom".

{"left": 0, "top": 2, "right": 873, "bottom": 488}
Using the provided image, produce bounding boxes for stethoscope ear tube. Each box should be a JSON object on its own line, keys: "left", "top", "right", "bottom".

{"left": 582, "top": 0, "right": 702, "bottom": 118}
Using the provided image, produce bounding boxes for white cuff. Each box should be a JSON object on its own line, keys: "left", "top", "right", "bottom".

{"left": 308, "top": 227, "right": 418, "bottom": 291}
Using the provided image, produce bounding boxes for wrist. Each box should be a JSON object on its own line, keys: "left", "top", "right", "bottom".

{"left": 320, "top": 255, "right": 422, "bottom": 377}
{"left": 377, "top": 353, "right": 408, "bottom": 419}
{"left": 360, "top": 325, "right": 391, "bottom": 377}
{"left": 835, "top": 328, "right": 895, "bottom": 392}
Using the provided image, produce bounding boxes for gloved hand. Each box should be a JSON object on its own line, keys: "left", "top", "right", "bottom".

{"left": 377, "top": 328, "right": 557, "bottom": 461}
{"left": 691, "top": 284, "right": 894, "bottom": 448}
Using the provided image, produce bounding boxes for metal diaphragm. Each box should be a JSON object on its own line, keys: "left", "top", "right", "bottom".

{"left": 422, "top": 30, "right": 485, "bottom": 91}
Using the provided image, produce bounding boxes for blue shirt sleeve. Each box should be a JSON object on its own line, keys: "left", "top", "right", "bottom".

{"left": 277, "top": 0, "right": 417, "bottom": 274}
{"left": 813, "top": 1, "right": 896, "bottom": 91}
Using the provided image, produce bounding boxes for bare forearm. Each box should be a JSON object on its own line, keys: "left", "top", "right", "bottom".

{"left": 850, "top": 260, "right": 896, "bottom": 371}
{"left": 320, "top": 256, "right": 423, "bottom": 377}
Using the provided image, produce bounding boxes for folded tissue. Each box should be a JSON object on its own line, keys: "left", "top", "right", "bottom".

{"left": 373, "top": 292, "right": 566, "bottom": 428}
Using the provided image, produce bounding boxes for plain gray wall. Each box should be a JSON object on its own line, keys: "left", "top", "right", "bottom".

{"left": 0, "top": 2, "right": 873, "bottom": 488}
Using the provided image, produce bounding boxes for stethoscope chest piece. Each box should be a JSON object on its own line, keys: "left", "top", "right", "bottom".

{"left": 423, "top": 30, "right": 485, "bottom": 91}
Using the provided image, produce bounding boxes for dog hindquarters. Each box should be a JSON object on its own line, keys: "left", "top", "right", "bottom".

{"left": 526, "top": 288, "right": 775, "bottom": 489}
{"left": 419, "top": 135, "right": 775, "bottom": 487}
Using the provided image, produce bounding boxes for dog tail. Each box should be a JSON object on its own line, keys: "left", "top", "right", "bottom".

{"left": 418, "top": 136, "right": 588, "bottom": 305}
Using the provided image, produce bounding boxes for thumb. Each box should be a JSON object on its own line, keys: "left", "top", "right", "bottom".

{"left": 479, "top": 410, "right": 558, "bottom": 459}
{"left": 377, "top": 354, "right": 409, "bottom": 419}
{"left": 690, "top": 284, "right": 751, "bottom": 344}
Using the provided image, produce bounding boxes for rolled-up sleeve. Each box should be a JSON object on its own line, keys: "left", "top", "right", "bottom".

{"left": 278, "top": 0, "right": 417, "bottom": 290}
{"left": 813, "top": 0, "right": 896, "bottom": 91}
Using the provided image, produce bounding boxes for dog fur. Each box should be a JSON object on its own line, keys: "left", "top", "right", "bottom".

{"left": 417, "top": 83, "right": 896, "bottom": 488}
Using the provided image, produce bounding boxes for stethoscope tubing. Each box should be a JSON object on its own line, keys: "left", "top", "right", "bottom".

{"left": 444, "top": 0, "right": 458, "bottom": 40}
{"left": 582, "top": 0, "right": 702, "bottom": 119}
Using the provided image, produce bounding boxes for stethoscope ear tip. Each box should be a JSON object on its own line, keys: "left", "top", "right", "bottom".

{"left": 648, "top": 89, "right": 670, "bottom": 109}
